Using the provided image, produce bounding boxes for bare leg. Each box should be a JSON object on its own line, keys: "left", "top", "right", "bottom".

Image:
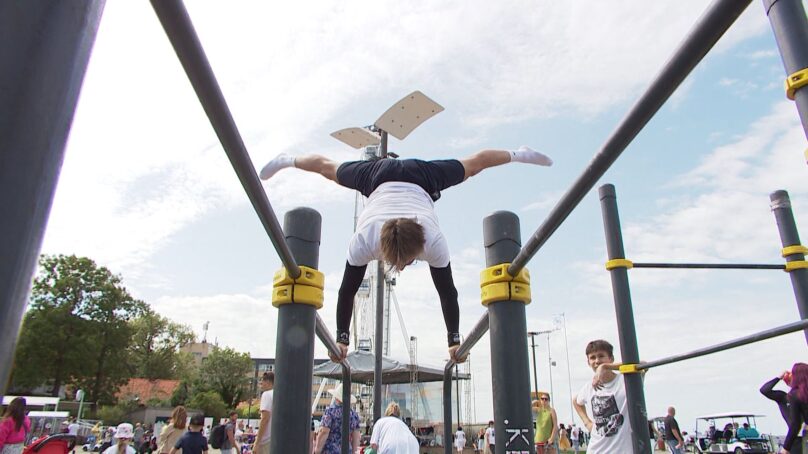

{"left": 459, "top": 149, "right": 511, "bottom": 180}
{"left": 293, "top": 154, "right": 340, "bottom": 183}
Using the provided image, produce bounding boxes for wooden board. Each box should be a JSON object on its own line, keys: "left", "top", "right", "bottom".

{"left": 330, "top": 127, "right": 381, "bottom": 149}
{"left": 374, "top": 91, "right": 443, "bottom": 140}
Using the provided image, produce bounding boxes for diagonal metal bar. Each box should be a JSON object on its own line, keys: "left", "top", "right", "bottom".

{"left": 149, "top": 0, "right": 300, "bottom": 277}
{"left": 507, "top": 0, "right": 753, "bottom": 277}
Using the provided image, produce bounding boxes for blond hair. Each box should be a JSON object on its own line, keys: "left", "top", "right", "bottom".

{"left": 384, "top": 402, "right": 401, "bottom": 417}
{"left": 380, "top": 218, "right": 425, "bottom": 271}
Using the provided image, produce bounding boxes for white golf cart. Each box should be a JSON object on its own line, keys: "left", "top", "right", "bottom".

{"left": 694, "top": 413, "right": 771, "bottom": 454}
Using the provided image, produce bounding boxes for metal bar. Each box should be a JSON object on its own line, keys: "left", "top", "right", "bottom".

{"left": 379, "top": 130, "right": 389, "bottom": 159}
{"left": 507, "top": 0, "right": 753, "bottom": 277}
{"left": 313, "top": 315, "right": 353, "bottom": 454}
{"left": 270, "top": 208, "right": 321, "bottom": 452}
{"left": 0, "top": 0, "right": 106, "bottom": 392}
{"left": 528, "top": 333, "right": 540, "bottom": 398}
{"left": 764, "top": 0, "right": 808, "bottom": 140}
{"left": 484, "top": 211, "right": 535, "bottom": 454}
{"left": 638, "top": 318, "right": 808, "bottom": 370}
{"left": 373, "top": 261, "right": 385, "bottom": 422}
{"left": 149, "top": 0, "right": 300, "bottom": 277}
{"left": 599, "top": 184, "right": 652, "bottom": 454}
{"left": 770, "top": 190, "right": 808, "bottom": 344}
{"left": 632, "top": 263, "right": 784, "bottom": 270}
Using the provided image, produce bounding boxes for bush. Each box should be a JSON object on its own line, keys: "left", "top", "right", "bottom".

{"left": 189, "top": 390, "right": 228, "bottom": 420}
{"left": 97, "top": 405, "right": 126, "bottom": 425}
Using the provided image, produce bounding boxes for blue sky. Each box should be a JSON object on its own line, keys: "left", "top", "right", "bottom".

{"left": 42, "top": 1, "right": 808, "bottom": 435}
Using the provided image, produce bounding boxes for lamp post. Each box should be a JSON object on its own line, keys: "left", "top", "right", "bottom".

{"left": 75, "top": 389, "right": 85, "bottom": 423}
{"left": 534, "top": 329, "right": 558, "bottom": 403}
{"left": 527, "top": 332, "right": 540, "bottom": 398}
{"left": 555, "top": 313, "right": 575, "bottom": 425}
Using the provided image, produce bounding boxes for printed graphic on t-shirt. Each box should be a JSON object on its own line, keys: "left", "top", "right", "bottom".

{"left": 591, "top": 395, "right": 624, "bottom": 437}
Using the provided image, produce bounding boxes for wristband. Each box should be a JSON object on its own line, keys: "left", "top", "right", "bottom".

{"left": 448, "top": 332, "right": 461, "bottom": 346}
{"left": 337, "top": 331, "right": 350, "bottom": 345}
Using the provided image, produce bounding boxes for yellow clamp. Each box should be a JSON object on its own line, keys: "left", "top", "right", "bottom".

{"left": 619, "top": 364, "right": 641, "bottom": 374}
{"left": 786, "top": 68, "right": 808, "bottom": 101}
{"left": 272, "top": 265, "right": 324, "bottom": 309}
{"left": 605, "top": 259, "right": 634, "bottom": 270}
{"left": 782, "top": 245, "right": 808, "bottom": 257}
{"left": 479, "top": 263, "right": 531, "bottom": 306}
{"left": 785, "top": 261, "right": 808, "bottom": 272}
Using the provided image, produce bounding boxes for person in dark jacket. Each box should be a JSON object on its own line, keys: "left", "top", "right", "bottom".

{"left": 761, "top": 363, "right": 808, "bottom": 454}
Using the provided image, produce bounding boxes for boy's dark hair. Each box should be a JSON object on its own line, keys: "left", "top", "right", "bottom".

{"left": 229, "top": 411, "right": 238, "bottom": 417}
{"left": 262, "top": 371, "right": 274, "bottom": 383}
{"left": 585, "top": 339, "right": 614, "bottom": 358}
{"left": 189, "top": 414, "right": 205, "bottom": 427}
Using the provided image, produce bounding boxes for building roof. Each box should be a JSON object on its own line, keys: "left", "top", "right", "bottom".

{"left": 117, "top": 378, "right": 180, "bottom": 403}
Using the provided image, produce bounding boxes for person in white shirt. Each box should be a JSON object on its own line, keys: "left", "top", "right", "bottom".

{"left": 260, "top": 147, "right": 552, "bottom": 363}
{"left": 253, "top": 372, "right": 274, "bottom": 454}
{"left": 369, "top": 402, "right": 418, "bottom": 454}
{"left": 103, "top": 423, "right": 137, "bottom": 454}
{"left": 454, "top": 427, "right": 466, "bottom": 453}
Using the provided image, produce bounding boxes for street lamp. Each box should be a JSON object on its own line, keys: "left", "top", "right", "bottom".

{"left": 554, "top": 313, "right": 575, "bottom": 426}
{"left": 527, "top": 332, "right": 540, "bottom": 399}
{"left": 533, "top": 329, "right": 558, "bottom": 404}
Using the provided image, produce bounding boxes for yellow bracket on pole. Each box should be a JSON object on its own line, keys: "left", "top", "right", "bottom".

{"left": 605, "top": 258, "right": 633, "bottom": 270}
{"left": 785, "top": 68, "right": 808, "bottom": 100}
{"left": 619, "top": 364, "right": 641, "bottom": 374}
{"left": 479, "top": 263, "right": 531, "bottom": 306}
{"left": 272, "top": 265, "right": 325, "bottom": 308}
{"left": 782, "top": 245, "right": 808, "bottom": 257}
{"left": 785, "top": 261, "right": 808, "bottom": 272}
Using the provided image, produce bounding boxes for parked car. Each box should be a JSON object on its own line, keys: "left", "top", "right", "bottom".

{"left": 694, "top": 413, "right": 771, "bottom": 454}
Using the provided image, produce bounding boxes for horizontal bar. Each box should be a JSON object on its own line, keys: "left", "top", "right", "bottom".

{"left": 149, "top": 0, "right": 300, "bottom": 277}
{"left": 633, "top": 263, "right": 784, "bottom": 270}
{"left": 507, "top": 0, "right": 752, "bottom": 277}
{"left": 638, "top": 318, "right": 808, "bottom": 370}
{"left": 446, "top": 311, "right": 490, "bottom": 370}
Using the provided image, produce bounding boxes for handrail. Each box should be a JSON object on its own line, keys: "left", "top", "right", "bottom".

{"left": 315, "top": 314, "right": 353, "bottom": 454}
{"left": 507, "top": 0, "right": 753, "bottom": 277}
{"left": 149, "top": 0, "right": 300, "bottom": 277}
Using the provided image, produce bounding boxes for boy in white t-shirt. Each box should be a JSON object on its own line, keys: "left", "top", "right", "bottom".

{"left": 572, "top": 339, "right": 634, "bottom": 454}
{"left": 253, "top": 372, "right": 274, "bottom": 454}
{"left": 260, "top": 147, "right": 552, "bottom": 362}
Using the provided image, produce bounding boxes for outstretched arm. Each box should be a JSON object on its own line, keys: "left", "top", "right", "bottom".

{"left": 335, "top": 261, "right": 367, "bottom": 346}
{"left": 429, "top": 264, "right": 460, "bottom": 345}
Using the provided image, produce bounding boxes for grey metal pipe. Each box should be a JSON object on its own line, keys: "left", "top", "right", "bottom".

{"left": 633, "top": 263, "right": 783, "bottom": 270}
{"left": 638, "top": 318, "right": 808, "bottom": 371}
{"left": 764, "top": 0, "right": 808, "bottom": 140}
{"left": 149, "top": 0, "right": 300, "bottom": 277}
{"left": 507, "top": 0, "right": 752, "bottom": 277}
{"left": 314, "top": 315, "right": 353, "bottom": 454}
{"left": 373, "top": 261, "right": 385, "bottom": 422}
{"left": 0, "top": 0, "right": 106, "bottom": 392}
{"left": 270, "top": 208, "right": 321, "bottom": 452}
{"left": 442, "top": 312, "right": 490, "bottom": 454}
{"left": 599, "top": 184, "right": 652, "bottom": 454}
{"left": 484, "top": 211, "right": 534, "bottom": 454}
{"left": 770, "top": 190, "right": 808, "bottom": 343}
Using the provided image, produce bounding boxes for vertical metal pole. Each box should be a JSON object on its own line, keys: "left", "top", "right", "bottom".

{"left": 483, "top": 211, "right": 535, "bottom": 454}
{"left": 528, "top": 333, "right": 540, "bottom": 398}
{"left": 598, "top": 184, "right": 652, "bottom": 454}
{"left": 455, "top": 364, "right": 461, "bottom": 427}
{"left": 379, "top": 130, "right": 389, "bottom": 159}
{"left": 0, "top": 0, "right": 106, "bottom": 393}
{"left": 763, "top": 0, "right": 808, "bottom": 140}
{"left": 561, "top": 314, "right": 576, "bottom": 425}
{"left": 373, "top": 261, "right": 385, "bottom": 422}
{"left": 547, "top": 333, "right": 555, "bottom": 404}
{"left": 770, "top": 190, "right": 808, "bottom": 343}
{"left": 271, "top": 208, "right": 321, "bottom": 453}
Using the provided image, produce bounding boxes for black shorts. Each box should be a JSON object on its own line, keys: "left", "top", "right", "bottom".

{"left": 336, "top": 158, "right": 465, "bottom": 201}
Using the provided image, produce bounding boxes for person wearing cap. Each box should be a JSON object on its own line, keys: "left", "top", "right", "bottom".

{"left": 260, "top": 146, "right": 553, "bottom": 364}
{"left": 369, "top": 402, "right": 418, "bottom": 453}
{"left": 170, "top": 415, "right": 207, "bottom": 454}
{"left": 314, "top": 384, "right": 360, "bottom": 454}
{"left": 103, "top": 423, "right": 137, "bottom": 454}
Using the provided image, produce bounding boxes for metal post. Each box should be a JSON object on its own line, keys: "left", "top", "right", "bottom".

{"left": 546, "top": 333, "right": 555, "bottom": 404}
{"left": 483, "top": 211, "right": 535, "bottom": 454}
{"left": 598, "top": 184, "right": 651, "bottom": 454}
{"left": 528, "top": 332, "right": 540, "bottom": 398}
{"left": 0, "top": 0, "right": 105, "bottom": 393}
{"left": 770, "top": 190, "right": 808, "bottom": 343}
{"left": 507, "top": 0, "right": 752, "bottom": 277}
{"left": 373, "top": 261, "right": 385, "bottom": 422}
{"left": 764, "top": 0, "right": 808, "bottom": 140}
{"left": 455, "top": 364, "right": 461, "bottom": 427}
{"left": 314, "top": 314, "right": 353, "bottom": 454}
{"left": 270, "top": 208, "right": 321, "bottom": 453}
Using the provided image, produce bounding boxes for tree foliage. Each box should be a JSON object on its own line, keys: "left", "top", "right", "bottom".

{"left": 196, "top": 347, "right": 253, "bottom": 408}
{"left": 189, "top": 390, "right": 227, "bottom": 420}
{"left": 128, "top": 308, "right": 196, "bottom": 380}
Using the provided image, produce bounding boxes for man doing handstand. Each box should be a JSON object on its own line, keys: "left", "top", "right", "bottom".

{"left": 259, "top": 146, "right": 552, "bottom": 362}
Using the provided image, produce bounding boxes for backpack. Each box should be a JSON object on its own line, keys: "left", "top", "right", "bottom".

{"left": 209, "top": 424, "right": 227, "bottom": 449}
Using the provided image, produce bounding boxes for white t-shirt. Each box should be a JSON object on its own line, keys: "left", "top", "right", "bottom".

{"left": 485, "top": 427, "right": 495, "bottom": 445}
{"left": 575, "top": 374, "right": 633, "bottom": 454}
{"left": 454, "top": 430, "right": 466, "bottom": 448}
{"left": 68, "top": 423, "right": 80, "bottom": 435}
{"left": 103, "top": 445, "right": 136, "bottom": 454}
{"left": 369, "top": 417, "right": 418, "bottom": 454}
{"left": 259, "top": 389, "right": 273, "bottom": 444}
{"left": 347, "top": 182, "right": 450, "bottom": 268}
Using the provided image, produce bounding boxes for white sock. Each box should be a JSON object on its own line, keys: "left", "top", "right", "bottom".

{"left": 259, "top": 153, "right": 296, "bottom": 180}
{"left": 509, "top": 145, "right": 553, "bottom": 167}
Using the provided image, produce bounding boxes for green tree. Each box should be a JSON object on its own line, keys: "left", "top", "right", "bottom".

{"left": 196, "top": 347, "right": 252, "bottom": 408}
{"left": 129, "top": 308, "right": 196, "bottom": 380}
{"left": 189, "top": 390, "right": 227, "bottom": 420}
